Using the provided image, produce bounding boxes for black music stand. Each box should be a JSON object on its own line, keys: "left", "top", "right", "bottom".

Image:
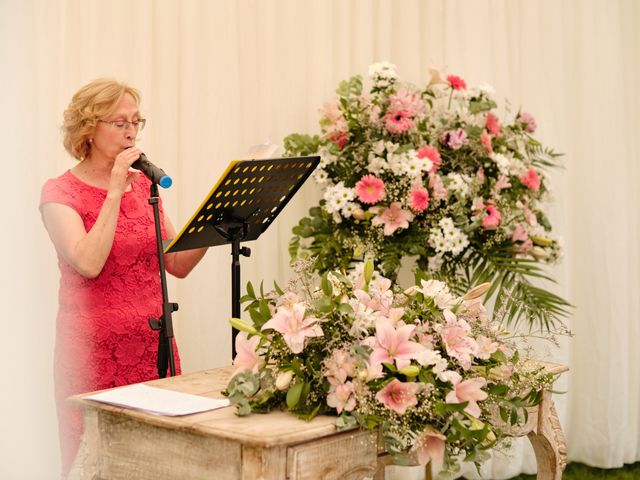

{"left": 164, "top": 156, "right": 320, "bottom": 358}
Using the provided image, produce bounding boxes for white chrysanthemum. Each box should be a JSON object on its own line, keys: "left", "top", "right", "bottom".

{"left": 318, "top": 146, "right": 338, "bottom": 167}
{"left": 419, "top": 279, "right": 457, "bottom": 309}
{"left": 476, "top": 83, "right": 496, "bottom": 96}
{"left": 368, "top": 61, "right": 398, "bottom": 85}
{"left": 429, "top": 218, "right": 469, "bottom": 257}
{"left": 508, "top": 157, "right": 527, "bottom": 177}
{"left": 446, "top": 173, "right": 472, "bottom": 197}
{"left": 313, "top": 168, "right": 329, "bottom": 185}
{"left": 439, "top": 217, "right": 455, "bottom": 231}
{"left": 341, "top": 202, "right": 359, "bottom": 218}
{"left": 324, "top": 182, "right": 355, "bottom": 215}
{"left": 492, "top": 153, "right": 511, "bottom": 176}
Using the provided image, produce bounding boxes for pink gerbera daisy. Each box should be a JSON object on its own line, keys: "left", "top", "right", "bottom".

{"left": 355, "top": 175, "right": 386, "bottom": 204}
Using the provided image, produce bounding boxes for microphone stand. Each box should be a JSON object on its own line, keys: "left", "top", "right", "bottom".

{"left": 147, "top": 182, "right": 178, "bottom": 378}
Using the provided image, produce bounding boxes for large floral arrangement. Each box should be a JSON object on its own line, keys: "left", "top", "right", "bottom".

{"left": 284, "top": 62, "right": 570, "bottom": 329}
{"left": 225, "top": 261, "right": 555, "bottom": 474}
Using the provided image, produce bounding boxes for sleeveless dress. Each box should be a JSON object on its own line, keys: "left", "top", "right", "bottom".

{"left": 39, "top": 171, "right": 182, "bottom": 476}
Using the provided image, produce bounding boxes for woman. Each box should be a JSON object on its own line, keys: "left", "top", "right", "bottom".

{"left": 39, "top": 79, "right": 207, "bottom": 477}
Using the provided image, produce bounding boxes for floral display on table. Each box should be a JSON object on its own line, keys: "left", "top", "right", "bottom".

{"left": 224, "top": 261, "right": 556, "bottom": 475}
{"left": 284, "top": 62, "right": 571, "bottom": 329}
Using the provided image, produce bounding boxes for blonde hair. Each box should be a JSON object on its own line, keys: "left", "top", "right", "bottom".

{"left": 63, "top": 79, "right": 142, "bottom": 160}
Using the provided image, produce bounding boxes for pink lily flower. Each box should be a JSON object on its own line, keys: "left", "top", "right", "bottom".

{"left": 327, "top": 381, "right": 357, "bottom": 414}
{"left": 411, "top": 426, "right": 446, "bottom": 470}
{"left": 262, "top": 304, "right": 323, "bottom": 354}
{"left": 439, "top": 311, "right": 478, "bottom": 370}
{"left": 375, "top": 378, "right": 419, "bottom": 414}
{"left": 232, "top": 332, "right": 264, "bottom": 376}
{"left": 371, "top": 202, "right": 414, "bottom": 235}
{"left": 369, "top": 320, "right": 425, "bottom": 370}
{"left": 445, "top": 371, "right": 488, "bottom": 418}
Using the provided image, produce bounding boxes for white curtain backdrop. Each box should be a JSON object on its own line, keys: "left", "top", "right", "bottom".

{"left": 1, "top": 0, "right": 638, "bottom": 478}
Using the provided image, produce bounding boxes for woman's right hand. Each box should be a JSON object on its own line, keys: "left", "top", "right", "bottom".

{"left": 108, "top": 147, "right": 142, "bottom": 198}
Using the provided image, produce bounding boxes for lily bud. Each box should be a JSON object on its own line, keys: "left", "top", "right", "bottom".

{"left": 469, "top": 417, "right": 485, "bottom": 431}
{"left": 530, "top": 235, "right": 553, "bottom": 247}
{"left": 485, "top": 429, "right": 496, "bottom": 443}
{"left": 229, "top": 317, "right": 261, "bottom": 336}
{"left": 352, "top": 208, "right": 366, "bottom": 220}
{"left": 275, "top": 371, "right": 294, "bottom": 391}
{"left": 463, "top": 282, "right": 491, "bottom": 300}
{"left": 404, "top": 286, "right": 420, "bottom": 296}
{"left": 399, "top": 365, "right": 421, "bottom": 377}
{"left": 530, "top": 246, "right": 549, "bottom": 259}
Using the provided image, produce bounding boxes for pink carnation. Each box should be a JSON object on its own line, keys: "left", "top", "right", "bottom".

{"left": 517, "top": 111, "right": 537, "bottom": 133}
{"left": 409, "top": 187, "right": 430, "bottom": 213}
{"left": 485, "top": 112, "right": 501, "bottom": 137}
{"left": 480, "top": 130, "right": 493, "bottom": 155}
{"left": 482, "top": 204, "right": 501, "bottom": 229}
{"left": 355, "top": 175, "right": 386, "bottom": 204}
{"left": 417, "top": 145, "right": 442, "bottom": 172}
{"left": 520, "top": 167, "right": 541, "bottom": 192}
{"left": 441, "top": 129, "right": 468, "bottom": 150}
{"left": 446, "top": 74, "right": 467, "bottom": 90}
{"left": 329, "top": 131, "right": 348, "bottom": 150}
{"left": 375, "top": 378, "right": 419, "bottom": 414}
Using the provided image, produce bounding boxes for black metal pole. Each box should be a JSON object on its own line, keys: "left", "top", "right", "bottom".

{"left": 220, "top": 224, "right": 250, "bottom": 360}
{"left": 148, "top": 182, "right": 178, "bottom": 378}
{"left": 231, "top": 237, "right": 241, "bottom": 358}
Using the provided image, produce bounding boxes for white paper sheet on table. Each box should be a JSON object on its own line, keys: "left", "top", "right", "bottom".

{"left": 84, "top": 383, "right": 231, "bottom": 416}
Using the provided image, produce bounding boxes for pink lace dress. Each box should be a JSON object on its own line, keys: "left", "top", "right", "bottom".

{"left": 40, "top": 170, "right": 181, "bottom": 476}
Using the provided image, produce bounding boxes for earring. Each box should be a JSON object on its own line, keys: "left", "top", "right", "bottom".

{"left": 89, "top": 138, "right": 93, "bottom": 143}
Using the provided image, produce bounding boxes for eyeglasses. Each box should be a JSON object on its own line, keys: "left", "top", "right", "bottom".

{"left": 98, "top": 118, "right": 146, "bottom": 132}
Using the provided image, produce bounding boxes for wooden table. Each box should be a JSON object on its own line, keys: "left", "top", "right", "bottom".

{"left": 70, "top": 363, "right": 568, "bottom": 480}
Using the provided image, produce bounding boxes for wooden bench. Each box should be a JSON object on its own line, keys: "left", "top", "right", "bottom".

{"left": 69, "top": 363, "right": 568, "bottom": 479}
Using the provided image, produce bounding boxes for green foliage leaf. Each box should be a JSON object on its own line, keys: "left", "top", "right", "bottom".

{"left": 286, "top": 382, "right": 304, "bottom": 409}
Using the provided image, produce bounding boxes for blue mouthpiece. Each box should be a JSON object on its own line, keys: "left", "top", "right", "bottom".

{"left": 159, "top": 176, "right": 173, "bottom": 189}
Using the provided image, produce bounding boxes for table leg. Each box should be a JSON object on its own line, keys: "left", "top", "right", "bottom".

{"left": 241, "top": 445, "right": 287, "bottom": 479}
{"left": 527, "top": 391, "right": 567, "bottom": 480}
